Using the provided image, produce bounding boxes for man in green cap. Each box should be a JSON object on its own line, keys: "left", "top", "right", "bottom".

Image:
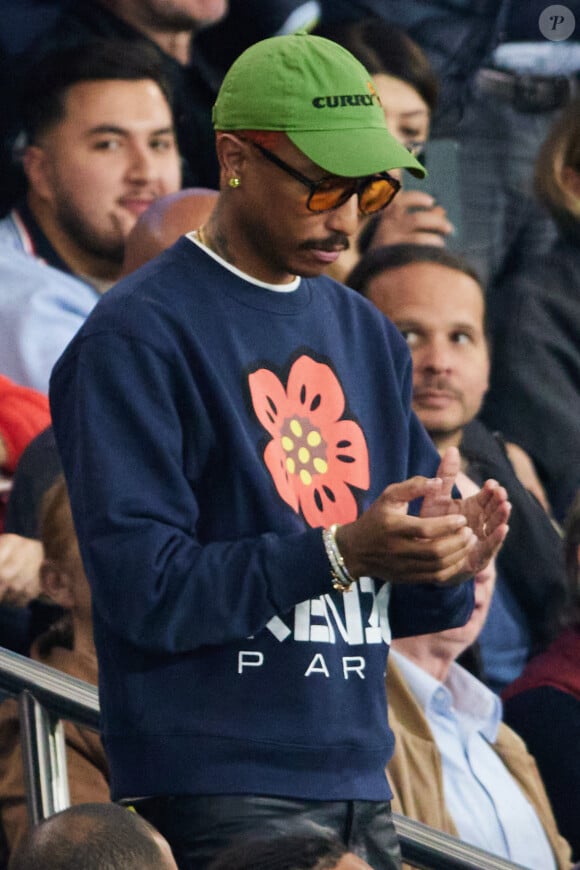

{"left": 49, "top": 33, "right": 510, "bottom": 870}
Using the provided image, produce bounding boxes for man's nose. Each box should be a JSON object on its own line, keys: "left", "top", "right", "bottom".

{"left": 125, "top": 143, "right": 155, "bottom": 182}
{"left": 419, "top": 338, "right": 453, "bottom": 372}
{"left": 324, "top": 193, "right": 360, "bottom": 238}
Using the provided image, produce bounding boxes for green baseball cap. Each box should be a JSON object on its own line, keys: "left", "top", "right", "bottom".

{"left": 212, "top": 32, "right": 427, "bottom": 179}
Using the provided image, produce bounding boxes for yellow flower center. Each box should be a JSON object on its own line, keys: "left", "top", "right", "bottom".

{"left": 281, "top": 415, "right": 328, "bottom": 486}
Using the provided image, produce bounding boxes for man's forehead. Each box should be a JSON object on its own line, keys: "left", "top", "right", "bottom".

{"left": 373, "top": 260, "right": 482, "bottom": 290}
{"left": 59, "top": 78, "right": 172, "bottom": 126}
{"left": 369, "top": 262, "right": 486, "bottom": 321}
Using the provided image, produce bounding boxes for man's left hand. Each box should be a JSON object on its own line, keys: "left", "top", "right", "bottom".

{"left": 421, "top": 447, "right": 511, "bottom": 578}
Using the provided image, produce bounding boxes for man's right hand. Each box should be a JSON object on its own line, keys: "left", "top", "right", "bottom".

{"left": 335, "top": 475, "right": 476, "bottom": 586}
{"left": 334, "top": 448, "right": 510, "bottom": 587}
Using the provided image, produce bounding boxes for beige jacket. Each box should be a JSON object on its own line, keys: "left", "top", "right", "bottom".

{"left": 386, "top": 658, "right": 572, "bottom": 870}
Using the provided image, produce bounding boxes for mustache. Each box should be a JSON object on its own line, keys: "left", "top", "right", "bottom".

{"left": 414, "top": 376, "right": 463, "bottom": 399}
{"left": 300, "top": 233, "right": 350, "bottom": 252}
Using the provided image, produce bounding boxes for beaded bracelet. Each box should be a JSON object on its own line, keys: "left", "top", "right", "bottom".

{"left": 322, "top": 523, "right": 357, "bottom": 593}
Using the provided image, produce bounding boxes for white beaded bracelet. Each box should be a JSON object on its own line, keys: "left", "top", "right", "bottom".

{"left": 322, "top": 523, "right": 357, "bottom": 593}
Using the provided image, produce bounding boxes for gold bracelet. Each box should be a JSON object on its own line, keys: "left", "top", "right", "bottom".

{"left": 322, "top": 523, "right": 357, "bottom": 593}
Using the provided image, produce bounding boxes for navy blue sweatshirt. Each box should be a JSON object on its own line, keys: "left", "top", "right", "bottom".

{"left": 49, "top": 237, "right": 473, "bottom": 802}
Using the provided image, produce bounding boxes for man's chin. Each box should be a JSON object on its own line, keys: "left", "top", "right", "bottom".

{"left": 100, "top": 242, "right": 126, "bottom": 266}
{"left": 417, "top": 419, "right": 465, "bottom": 445}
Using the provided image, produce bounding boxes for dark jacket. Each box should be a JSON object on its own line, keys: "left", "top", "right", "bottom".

{"left": 461, "top": 418, "right": 567, "bottom": 651}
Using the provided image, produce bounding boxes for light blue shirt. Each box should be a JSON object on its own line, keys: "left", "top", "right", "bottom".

{"left": 0, "top": 216, "right": 99, "bottom": 393}
{"left": 390, "top": 649, "right": 556, "bottom": 870}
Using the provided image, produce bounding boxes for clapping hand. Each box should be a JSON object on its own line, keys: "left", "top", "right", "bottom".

{"left": 335, "top": 447, "right": 510, "bottom": 587}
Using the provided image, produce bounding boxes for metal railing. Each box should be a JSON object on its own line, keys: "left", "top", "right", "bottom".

{"left": 0, "top": 646, "right": 98, "bottom": 827}
{"left": 393, "top": 815, "right": 527, "bottom": 870}
{"left": 0, "top": 646, "right": 527, "bottom": 869}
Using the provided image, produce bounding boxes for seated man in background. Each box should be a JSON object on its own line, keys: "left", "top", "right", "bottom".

{"left": 7, "top": 802, "right": 178, "bottom": 870}
{"left": 0, "top": 39, "right": 181, "bottom": 393}
{"left": 0, "top": 0, "right": 227, "bottom": 208}
{"left": 0, "top": 476, "right": 108, "bottom": 857}
{"left": 347, "top": 243, "right": 567, "bottom": 692}
{"left": 387, "top": 547, "right": 572, "bottom": 870}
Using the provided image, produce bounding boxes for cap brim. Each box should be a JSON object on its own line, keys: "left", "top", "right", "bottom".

{"left": 288, "top": 127, "right": 427, "bottom": 178}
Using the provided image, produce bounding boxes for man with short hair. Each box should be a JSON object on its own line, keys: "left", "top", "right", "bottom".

{"left": 7, "top": 802, "right": 178, "bottom": 870}
{"left": 0, "top": 0, "right": 228, "bottom": 209}
{"left": 50, "top": 34, "right": 510, "bottom": 870}
{"left": 347, "top": 243, "right": 567, "bottom": 692}
{"left": 0, "top": 40, "right": 181, "bottom": 392}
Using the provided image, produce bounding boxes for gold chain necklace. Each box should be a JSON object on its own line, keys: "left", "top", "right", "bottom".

{"left": 197, "top": 224, "right": 212, "bottom": 251}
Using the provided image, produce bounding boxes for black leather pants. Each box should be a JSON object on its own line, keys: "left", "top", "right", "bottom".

{"left": 134, "top": 794, "right": 402, "bottom": 870}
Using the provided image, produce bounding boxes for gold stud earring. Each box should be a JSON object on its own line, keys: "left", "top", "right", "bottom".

{"left": 228, "top": 176, "right": 241, "bottom": 188}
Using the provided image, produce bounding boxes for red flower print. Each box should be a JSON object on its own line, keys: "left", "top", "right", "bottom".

{"left": 248, "top": 355, "right": 370, "bottom": 527}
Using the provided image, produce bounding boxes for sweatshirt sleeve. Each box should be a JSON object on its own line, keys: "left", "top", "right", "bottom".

{"left": 49, "top": 331, "right": 333, "bottom": 656}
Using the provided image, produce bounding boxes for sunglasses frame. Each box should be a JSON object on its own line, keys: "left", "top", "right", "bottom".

{"left": 248, "top": 141, "right": 401, "bottom": 215}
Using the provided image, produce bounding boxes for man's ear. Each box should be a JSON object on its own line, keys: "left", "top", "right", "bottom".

{"left": 22, "top": 145, "right": 54, "bottom": 201}
{"left": 215, "top": 133, "right": 249, "bottom": 180}
{"left": 40, "top": 561, "right": 75, "bottom": 609}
